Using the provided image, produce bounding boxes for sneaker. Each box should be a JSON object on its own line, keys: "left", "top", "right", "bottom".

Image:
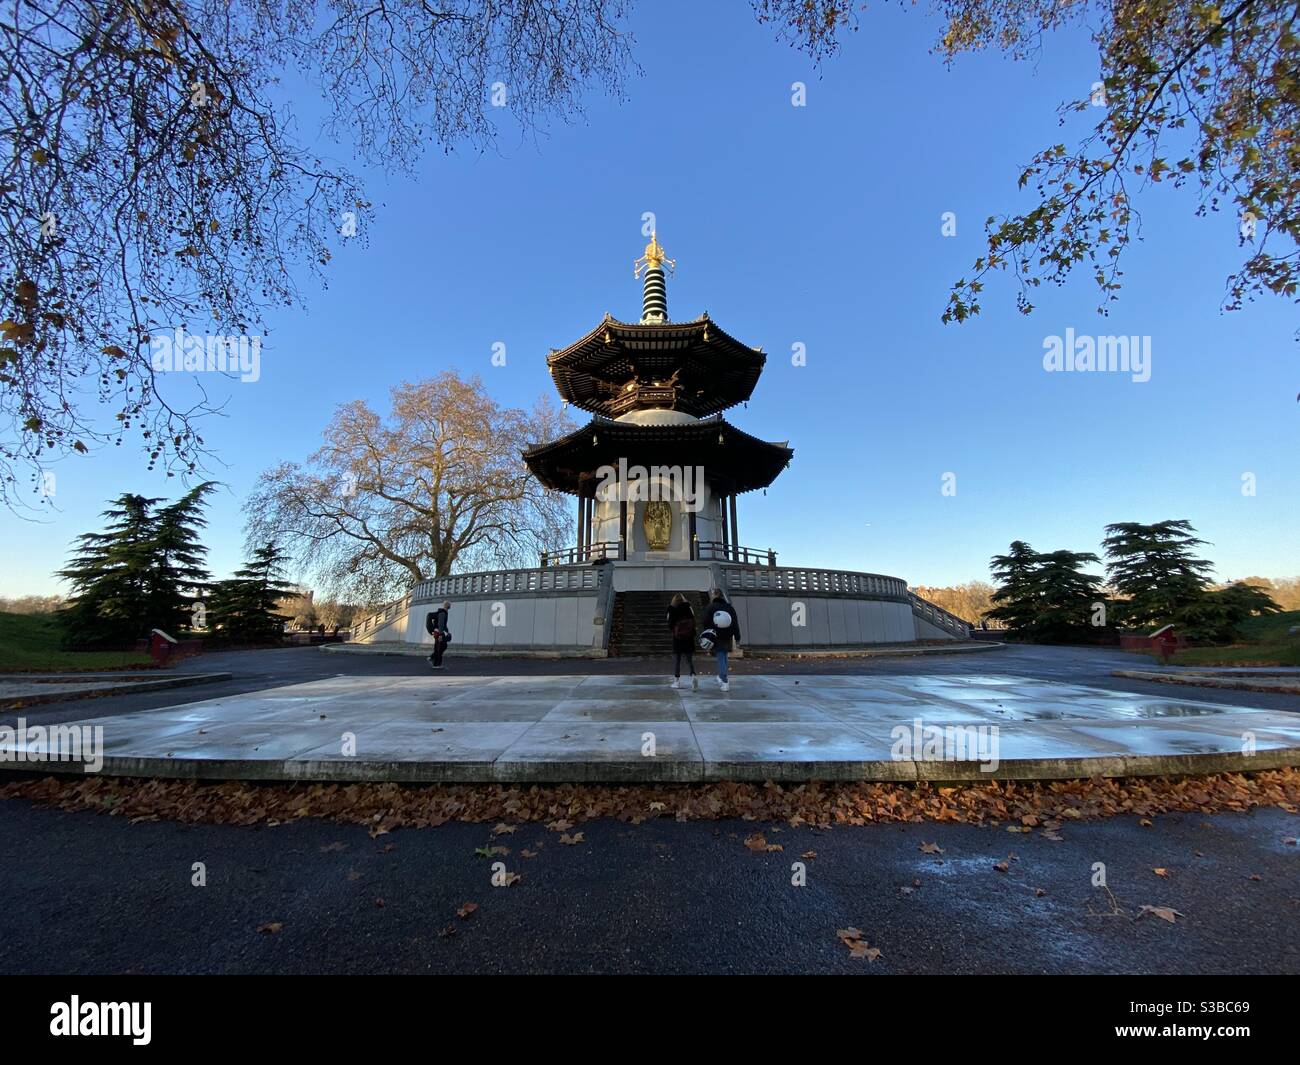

{"left": 671, "top": 677, "right": 681, "bottom": 689}
{"left": 691, "top": 676, "right": 699, "bottom": 691}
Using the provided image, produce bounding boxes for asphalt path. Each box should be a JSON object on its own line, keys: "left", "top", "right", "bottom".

{"left": 0, "top": 798, "right": 1295, "bottom": 974}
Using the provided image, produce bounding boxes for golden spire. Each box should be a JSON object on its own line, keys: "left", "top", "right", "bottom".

{"left": 634, "top": 230, "right": 675, "bottom": 278}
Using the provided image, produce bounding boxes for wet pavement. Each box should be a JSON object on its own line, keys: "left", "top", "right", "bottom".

{"left": 3, "top": 670, "right": 1299, "bottom": 782}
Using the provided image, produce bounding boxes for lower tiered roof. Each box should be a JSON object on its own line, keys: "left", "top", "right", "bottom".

{"left": 523, "top": 417, "right": 793, "bottom": 497}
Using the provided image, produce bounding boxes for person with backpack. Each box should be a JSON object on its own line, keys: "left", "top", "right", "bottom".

{"left": 425, "top": 599, "right": 452, "bottom": 670}
{"left": 700, "top": 587, "right": 740, "bottom": 692}
{"left": 667, "top": 593, "right": 698, "bottom": 690}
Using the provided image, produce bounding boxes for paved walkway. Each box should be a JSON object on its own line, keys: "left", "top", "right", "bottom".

{"left": 3, "top": 672, "right": 1298, "bottom": 783}
{"left": 0, "top": 672, "right": 232, "bottom": 707}
{"left": 1113, "top": 669, "right": 1300, "bottom": 695}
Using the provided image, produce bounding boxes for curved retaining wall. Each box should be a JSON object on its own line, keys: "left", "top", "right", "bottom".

{"left": 720, "top": 564, "right": 966, "bottom": 646}
{"left": 403, "top": 567, "right": 606, "bottom": 653}
{"left": 352, "top": 562, "right": 968, "bottom": 654}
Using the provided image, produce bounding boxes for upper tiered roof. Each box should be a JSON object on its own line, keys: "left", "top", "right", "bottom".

{"left": 546, "top": 314, "right": 767, "bottom": 419}
{"left": 544, "top": 232, "right": 767, "bottom": 419}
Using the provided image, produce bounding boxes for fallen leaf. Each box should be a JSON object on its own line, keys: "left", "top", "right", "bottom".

{"left": 1138, "top": 905, "right": 1183, "bottom": 924}
{"left": 559, "top": 832, "right": 584, "bottom": 845}
{"left": 920, "top": 842, "right": 943, "bottom": 854}
{"left": 456, "top": 902, "right": 478, "bottom": 919}
{"left": 491, "top": 823, "right": 518, "bottom": 836}
{"left": 547, "top": 819, "right": 574, "bottom": 833}
{"left": 801, "top": 851, "right": 817, "bottom": 860}
{"left": 836, "top": 927, "right": 881, "bottom": 960}
{"left": 521, "top": 849, "right": 539, "bottom": 859}
{"left": 256, "top": 922, "right": 282, "bottom": 934}
{"left": 1153, "top": 868, "right": 1169, "bottom": 878}
{"left": 993, "top": 860, "right": 1010, "bottom": 873}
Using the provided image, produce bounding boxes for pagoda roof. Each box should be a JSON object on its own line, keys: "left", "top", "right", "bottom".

{"left": 523, "top": 416, "right": 793, "bottom": 497}
{"left": 546, "top": 315, "right": 766, "bottom": 418}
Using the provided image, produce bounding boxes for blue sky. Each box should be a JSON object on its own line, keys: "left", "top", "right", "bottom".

{"left": 3, "top": 1, "right": 1296, "bottom": 598}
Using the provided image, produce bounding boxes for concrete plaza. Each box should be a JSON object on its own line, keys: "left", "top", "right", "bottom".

{"left": 4, "top": 671, "right": 1299, "bottom": 783}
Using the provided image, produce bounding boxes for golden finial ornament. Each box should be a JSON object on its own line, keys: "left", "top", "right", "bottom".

{"left": 634, "top": 230, "right": 675, "bottom": 278}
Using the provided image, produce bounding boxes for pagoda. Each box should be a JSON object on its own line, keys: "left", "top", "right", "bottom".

{"left": 524, "top": 233, "right": 793, "bottom": 567}
{"left": 349, "top": 234, "right": 972, "bottom": 655}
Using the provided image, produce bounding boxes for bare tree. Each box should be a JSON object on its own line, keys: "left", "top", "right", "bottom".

{"left": 245, "top": 371, "right": 574, "bottom": 602}
{"left": 0, "top": 0, "right": 633, "bottom": 506}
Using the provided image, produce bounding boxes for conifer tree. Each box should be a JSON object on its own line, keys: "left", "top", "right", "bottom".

{"left": 208, "top": 543, "right": 296, "bottom": 644}
{"left": 57, "top": 484, "right": 216, "bottom": 647}
{"left": 149, "top": 482, "right": 216, "bottom": 634}
{"left": 1103, "top": 520, "right": 1213, "bottom": 628}
{"left": 59, "top": 493, "right": 163, "bottom": 647}
{"left": 1176, "top": 582, "right": 1281, "bottom": 643}
{"left": 987, "top": 541, "right": 1045, "bottom": 634}
{"left": 988, "top": 541, "right": 1105, "bottom": 642}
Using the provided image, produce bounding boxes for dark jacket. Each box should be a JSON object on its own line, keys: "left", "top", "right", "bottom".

{"left": 706, "top": 597, "right": 740, "bottom": 650}
{"left": 425, "top": 607, "right": 449, "bottom": 640}
{"left": 667, "top": 601, "right": 696, "bottom": 654}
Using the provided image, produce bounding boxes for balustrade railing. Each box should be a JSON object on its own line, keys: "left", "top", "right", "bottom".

{"left": 722, "top": 564, "right": 908, "bottom": 599}
{"left": 693, "top": 540, "right": 777, "bottom": 566}
{"left": 351, "top": 593, "right": 412, "bottom": 640}
{"left": 906, "top": 591, "right": 972, "bottom": 637}
{"left": 412, "top": 566, "right": 600, "bottom": 601}
{"left": 540, "top": 540, "right": 624, "bottom": 567}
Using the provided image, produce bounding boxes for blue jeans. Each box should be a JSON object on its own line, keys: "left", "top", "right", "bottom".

{"left": 715, "top": 649, "right": 729, "bottom": 682}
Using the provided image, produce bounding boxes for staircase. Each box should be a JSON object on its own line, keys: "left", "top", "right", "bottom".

{"left": 908, "top": 591, "right": 972, "bottom": 639}
{"left": 608, "top": 590, "right": 710, "bottom": 657}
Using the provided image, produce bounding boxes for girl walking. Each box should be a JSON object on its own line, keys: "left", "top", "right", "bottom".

{"left": 667, "top": 593, "right": 698, "bottom": 690}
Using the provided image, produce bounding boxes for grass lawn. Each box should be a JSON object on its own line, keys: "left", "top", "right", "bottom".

{"left": 1135, "top": 610, "right": 1300, "bottom": 668}
{"left": 0, "top": 612, "right": 155, "bottom": 673}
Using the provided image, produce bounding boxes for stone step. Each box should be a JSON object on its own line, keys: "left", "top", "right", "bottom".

{"left": 609, "top": 590, "right": 711, "bottom": 656}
